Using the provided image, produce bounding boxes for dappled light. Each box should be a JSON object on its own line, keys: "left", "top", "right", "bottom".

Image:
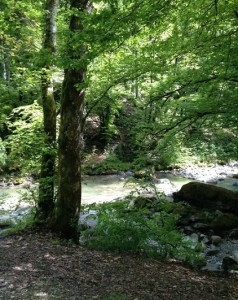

{"left": 0, "top": 0, "right": 238, "bottom": 298}
{"left": 0, "top": 232, "right": 237, "bottom": 299}
{"left": 34, "top": 292, "right": 49, "bottom": 299}
{"left": 13, "top": 263, "right": 38, "bottom": 272}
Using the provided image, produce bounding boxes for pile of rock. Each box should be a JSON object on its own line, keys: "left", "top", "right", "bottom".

{"left": 170, "top": 162, "right": 238, "bottom": 186}
{"left": 173, "top": 182, "right": 238, "bottom": 272}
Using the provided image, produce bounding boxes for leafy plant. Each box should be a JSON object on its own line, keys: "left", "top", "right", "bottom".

{"left": 80, "top": 198, "right": 204, "bottom": 267}
{"left": 0, "top": 138, "right": 7, "bottom": 171}
{"left": 0, "top": 182, "right": 38, "bottom": 235}
{"left": 1, "top": 209, "right": 35, "bottom": 236}
{"left": 19, "top": 183, "right": 38, "bottom": 209}
{"left": 4, "top": 102, "right": 44, "bottom": 175}
{"left": 82, "top": 153, "right": 130, "bottom": 175}
{"left": 100, "top": 293, "right": 127, "bottom": 300}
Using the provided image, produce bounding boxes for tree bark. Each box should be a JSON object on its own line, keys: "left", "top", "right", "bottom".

{"left": 38, "top": 0, "right": 58, "bottom": 221}
{"left": 52, "top": 0, "right": 89, "bottom": 242}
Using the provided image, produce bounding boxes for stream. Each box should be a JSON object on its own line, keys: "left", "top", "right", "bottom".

{"left": 1, "top": 164, "right": 238, "bottom": 272}
{"left": 1, "top": 167, "right": 238, "bottom": 223}
{"left": 0, "top": 174, "right": 191, "bottom": 213}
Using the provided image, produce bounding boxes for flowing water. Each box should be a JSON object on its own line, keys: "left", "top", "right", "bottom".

{"left": 1, "top": 170, "right": 238, "bottom": 271}
{"left": 82, "top": 175, "right": 132, "bottom": 204}
{"left": 1, "top": 172, "right": 237, "bottom": 211}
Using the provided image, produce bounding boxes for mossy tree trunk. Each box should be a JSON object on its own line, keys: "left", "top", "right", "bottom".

{"left": 38, "top": 0, "right": 58, "bottom": 221}
{"left": 52, "top": 0, "right": 89, "bottom": 242}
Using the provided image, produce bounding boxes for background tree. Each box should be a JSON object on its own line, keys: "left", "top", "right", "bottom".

{"left": 0, "top": 0, "right": 44, "bottom": 173}
{"left": 0, "top": 0, "right": 237, "bottom": 241}
{"left": 38, "top": 0, "right": 59, "bottom": 222}
{"left": 84, "top": 0, "right": 238, "bottom": 167}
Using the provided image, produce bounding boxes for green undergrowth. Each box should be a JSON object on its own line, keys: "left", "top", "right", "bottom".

{"left": 80, "top": 198, "right": 205, "bottom": 268}
{"left": 100, "top": 293, "right": 127, "bottom": 300}
{"left": 82, "top": 154, "right": 130, "bottom": 175}
{"left": 0, "top": 210, "right": 36, "bottom": 236}
{"left": 0, "top": 184, "right": 37, "bottom": 236}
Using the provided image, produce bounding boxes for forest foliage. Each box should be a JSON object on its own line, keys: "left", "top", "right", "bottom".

{"left": 0, "top": 0, "right": 237, "bottom": 175}
{"left": 0, "top": 0, "right": 238, "bottom": 241}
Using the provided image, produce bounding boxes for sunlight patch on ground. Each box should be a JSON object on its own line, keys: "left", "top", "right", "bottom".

{"left": 34, "top": 292, "right": 49, "bottom": 299}
{"left": 13, "top": 263, "right": 38, "bottom": 272}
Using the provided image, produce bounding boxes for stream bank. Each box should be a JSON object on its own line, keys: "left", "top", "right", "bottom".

{"left": 1, "top": 162, "right": 238, "bottom": 273}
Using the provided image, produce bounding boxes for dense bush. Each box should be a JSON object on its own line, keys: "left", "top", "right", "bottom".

{"left": 80, "top": 199, "right": 204, "bottom": 267}
{"left": 82, "top": 153, "right": 130, "bottom": 175}
{"left": 0, "top": 138, "right": 7, "bottom": 171}
{"left": 4, "top": 102, "right": 44, "bottom": 175}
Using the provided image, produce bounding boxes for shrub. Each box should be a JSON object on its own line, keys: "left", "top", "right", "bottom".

{"left": 80, "top": 199, "right": 204, "bottom": 267}
{"left": 82, "top": 153, "right": 130, "bottom": 175}
{"left": 1, "top": 210, "right": 36, "bottom": 236}
{"left": 0, "top": 138, "right": 7, "bottom": 171}
{"left": 4, "top": 102, "right": 44, "bottom": 175}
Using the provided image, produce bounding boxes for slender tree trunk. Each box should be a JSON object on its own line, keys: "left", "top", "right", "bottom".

{"left": 38, "top": 0, "right": 58, "bottom": 221}
{"left": 52, "top": 0, "right": 89, "bottom": 242}
{"left": 0, "top": 40, "right": 11, "bottom": 85}
{"left": 0, "top": 41, "right": 6, "bottom": 80}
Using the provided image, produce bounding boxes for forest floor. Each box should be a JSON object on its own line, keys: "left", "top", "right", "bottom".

{"left": 0, "top": 230, "right": 237, "bottom": 300}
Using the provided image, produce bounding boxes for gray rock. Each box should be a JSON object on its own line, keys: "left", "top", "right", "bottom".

{"left": 173, "top": 182, "right": 238, "bottom": 214}
{"left": 232, "top": 250, "right": 238, "bottom": 262}
{"left": 0, "top": 222, "right": 10, "bottom": 229}
{"left": 229, "top": 228, "right": 238, "bottom": 239}
{"left": 183, "top": 233, "right": 198, "bottom": 245}
{"left": 211, "top": 235, "right": 222, "bottom": 245}
{"left": 0, "top": 214, "right": 17, "bottom": 225}
{"left": 202, "top": 262, "right": 221, "bottom": 272}
{"left": 206, "top": 179, "right": 217, "bottom": 184}
{"left": 189, "top": 233, "right": 199, "bottom": 243}
{"left": 189, "top": 215, "right": 196, "bottom": 222}
{"left": 79, "top": 210, "right": 98, "bottom": 228}
{"left": 125, "top": 170, "right": 134, "bottom": 177}
{"left": 189, "top": 211, "right": 209, "bottom": 223}
{"left": 219, "top": 172, "right": 228, "bottom": 176}
{"left": 118, "top": 171, "right": 126, "bottom": 177}
{"left": 222, "top": 256, "right": 238, "bottom": 272}
{"left": 211, "top": 213, "right": 238, "bottom": 232}
{"left": 201, "top": 235, "right": 210, "bottom": 244}
{"left": 157, "top": 178, "right": 172, "bottom": 185}
{"left": 214, "top": 210, "right": 223, "bottom": 216}
{"left": 183, "top": 226, "right": 194, "bottom": 234}
{"left": 206, "top": 246, "right": 220, "bottom": 256}
{"left": 192, "top": 223, "right": 210, "bottom": 230}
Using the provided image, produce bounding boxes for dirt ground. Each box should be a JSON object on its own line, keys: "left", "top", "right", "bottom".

{"left": 0, "top": 231, "right": 237, "bottom": 300}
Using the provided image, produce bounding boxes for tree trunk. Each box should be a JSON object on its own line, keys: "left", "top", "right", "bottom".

{"left": 52, "top": 0, "right": 89, "bottom": 242}
{"left": 38, "top": 0, "right": 58, "bottom": 221}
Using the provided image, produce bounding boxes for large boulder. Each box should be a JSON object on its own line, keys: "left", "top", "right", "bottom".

{"left": 211, "top": 213, "right": 238, "bottom": 232}
{"left": 173, "top": 182, "right": 238, "bottom": 214}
